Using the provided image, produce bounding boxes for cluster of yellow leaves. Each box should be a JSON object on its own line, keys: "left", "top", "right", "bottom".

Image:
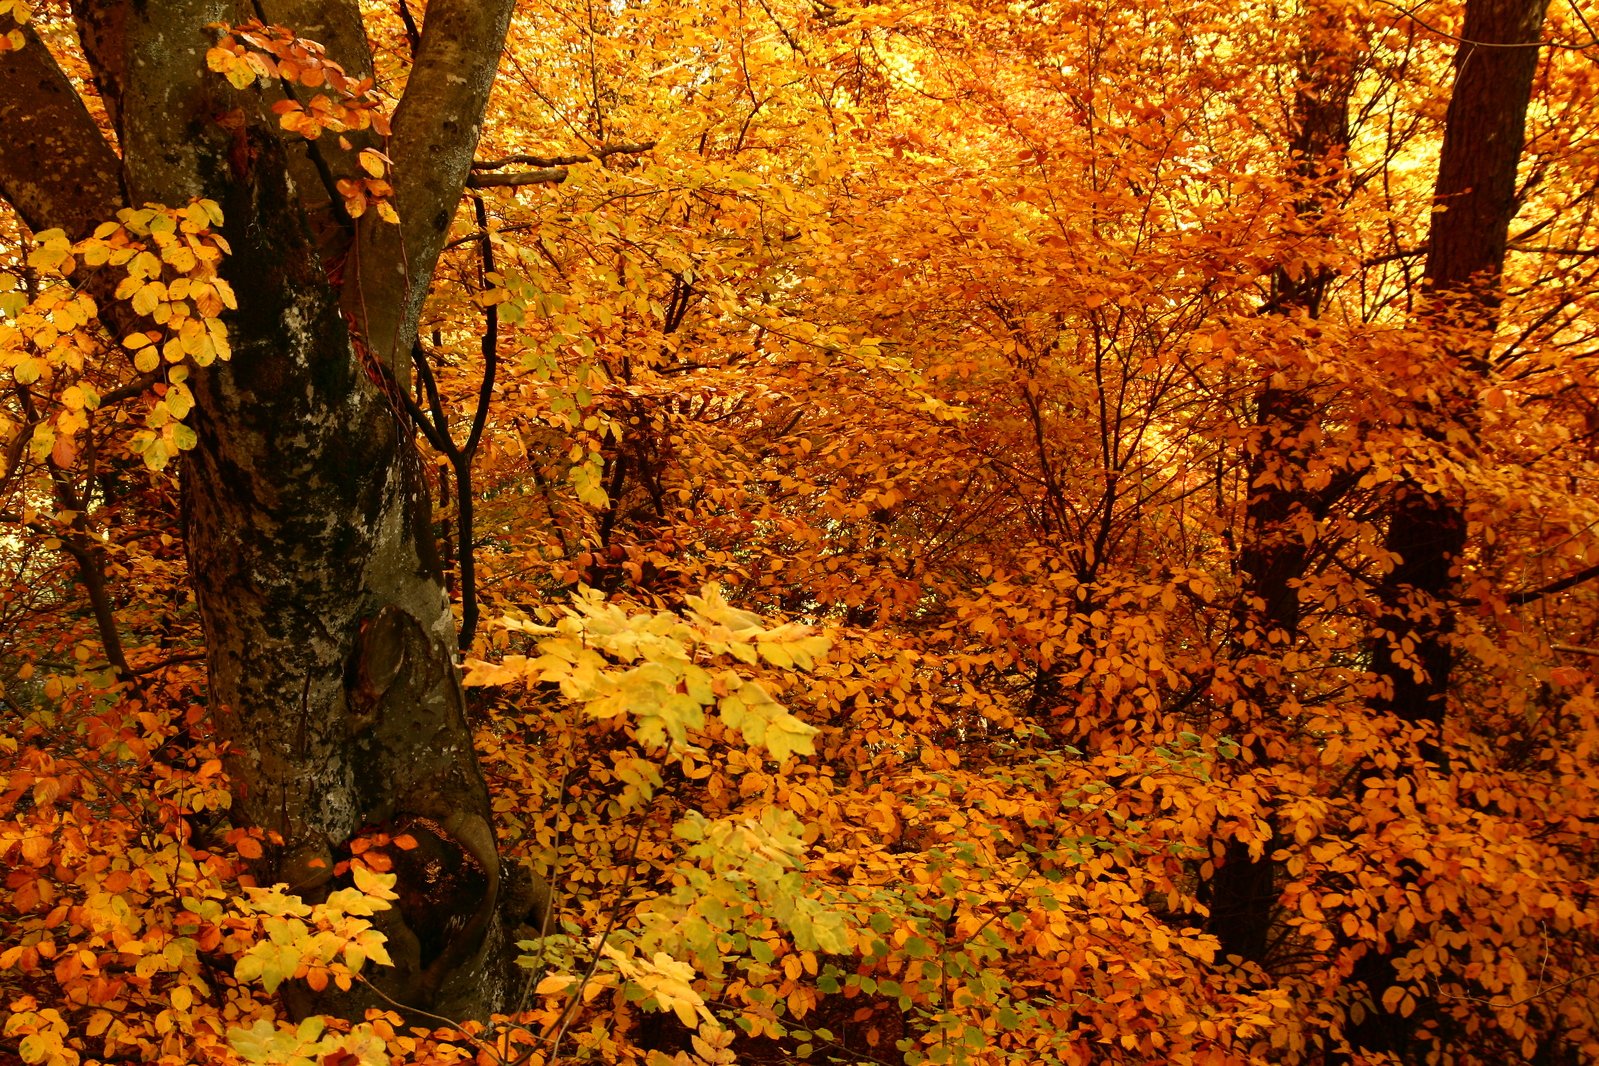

{"left": 205, "top": 19, "right": 397, "bottom": 221}
{"left": 226, "top": 866, "right": 396, "bottom": 997}
{"left": 0, "top": 261, "right": 99, "bottom": 469}
{"left": 482, "top": 654, "right": 1304, "bottom": 1063}
{"left": 338, "top": 149, "right": 400, "bottom": 224}
{"left": 0, "top": 0, "right": 27, "bottom": 51}
{"left": 466, "top": 585, "right": 828, "bottom": 760}
{"left": 100, "top": 203, "right": 233, "bottom": 468}
{"left": 0, "top": 683, "right": 246, "bottom": 1062}
{"left": 0, "top": 664, "right": 431, "bottom": 1066}
{"left": 5, "top": 201, "right": 234, "bottom": 472}
{"left": 227, "top": 1015, "right": 389, "bottom": 1066}
{"left": 598, "top": 945, "right": 715, "bottom": 1029}
{"left": 95, "top": 203, "right": 235, "bottom": 366}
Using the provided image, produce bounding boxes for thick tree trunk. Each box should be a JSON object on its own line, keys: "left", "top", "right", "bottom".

{"left": 1351, "top": 0, "right": 1550, "bottom": 1058}
{"left": 0, "top": 0, "right": 523, "bottom": 1019}
{"left": 183, "top": 144, "right": 509, "bottom": 1018}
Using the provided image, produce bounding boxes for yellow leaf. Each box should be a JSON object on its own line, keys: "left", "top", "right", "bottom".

{"left": 536, "top": 974, "right": 577, "bottom": 995}
{"left": 12, "top": 356, "right": 44, "bottom": 385}
{"left": 350, "top": 863, "right": 398, "bottom": 902}
{"left": 131, "top": 282, "right": 164, "bottom": 316}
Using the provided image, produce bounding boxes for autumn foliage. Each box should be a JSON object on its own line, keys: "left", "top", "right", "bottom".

{"left": 3, "top": 0, "right": 1599, "bottom": 1063}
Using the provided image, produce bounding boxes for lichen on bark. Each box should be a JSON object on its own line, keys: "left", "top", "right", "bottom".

{"left": 0, "top": 0, "right": 528, "bottom": 1019}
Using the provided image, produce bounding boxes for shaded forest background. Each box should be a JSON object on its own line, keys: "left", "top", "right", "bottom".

{"left": 2, "top": 0, "right": 1598, "bottom": 1063}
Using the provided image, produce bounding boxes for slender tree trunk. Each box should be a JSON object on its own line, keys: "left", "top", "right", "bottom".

{"left": 0, "top": 0, "right": 526, "bottom": 1019}
{"left": 1205, "top": 8, "right": 1354, "bottom": 967}
{"left": 1350, "top": 0, "right": 1550, "bottom": 1057}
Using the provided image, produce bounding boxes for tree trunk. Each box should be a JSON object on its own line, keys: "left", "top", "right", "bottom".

{"left": 1372, "top": 0, "right": 1550, "bottom": 751}
{"left": 1205, "top": 8, "right": 1354, "bottom": 968}
{"left": 0, "top": 0, "right": 525, "bottom": 1019}
{"left": 1351, "top": 0, "right": 1550, "bottom": 1057}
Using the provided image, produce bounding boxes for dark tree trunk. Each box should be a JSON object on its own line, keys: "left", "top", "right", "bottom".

{"left": 1373, "top": 0, "right": 1549, "bottom": 749}
{"left": 1350, "top": 0, "right": 1550, "bottom": 1058}
{"left": 1205, "top": 8, "right": 1354, "bottom": 968}
{"left": 0, "top": 0, "right": 525, "bottom": 1019}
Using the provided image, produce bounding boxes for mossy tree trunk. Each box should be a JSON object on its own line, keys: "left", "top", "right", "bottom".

{"left": 0, "top": 0, "right": 527, "bottom": 1019}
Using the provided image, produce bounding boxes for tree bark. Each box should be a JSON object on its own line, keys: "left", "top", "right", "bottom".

{"left": 1371, "top": 0, "right": 1550, "bottom": 751}
{"left": 1205, "top": 7, "right": 1354, "bottom": 968}
{"left": 0, "top": 19, "right": 125, "bottom": 241}
{"left": 0, "top": 0, "right": 524, "bottom": 1019}
{"left": 1351, "top": 0, "right": 1550, "bottom": 1058}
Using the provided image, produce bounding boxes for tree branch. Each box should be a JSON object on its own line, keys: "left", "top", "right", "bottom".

{"left": 9, "top": 386, "right": 131, "bottom": 681}
{"left": 1508, "top": 243, "right": 1598, "bottom": 257}
{"left": 69, "top": 0, "right": 132, "bottom": 141}
{"left": 131, "top": 650, "right": 208, "bottom": 675}
{"left": 344, "top": 0, "right": 517, "bottom": 372}
{"left": 465, "top": 141, "right": 657, "bottom": 189}
{"left": 466, "top": 167, "right": 571, "bottom": 189}
{"left": 1507, "top": 562, "right": 1599, "bottom": 604}
{"left": 471, "top": 141, "right": 655, "bottom": 170}
{"left": 449, "top": 193, "right": 501, "bottom": 647}
{"left": 395, "top": 0, "right": 421, "bottom": 54}
{"left": 0, "top": 19, "right": 126, "bottom": 238}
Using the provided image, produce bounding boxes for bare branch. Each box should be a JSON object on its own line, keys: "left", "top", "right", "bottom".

{"left": 1508, "top": 243, "right": 1599, "bottom": 257}
{"left": 394, "top": 0, "right": 421, "bottom": 53}
{"left": 467, "top": 167, "right": 571, "bottom": 188}
{"left": 472, "top": 141, "right": 656, "bottom": 170}
{"left": 1508, "top": 562, "right": 1599, "bottom": 604}
{"left": 130, "top": 650, "right": 208, "bottom": 675}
